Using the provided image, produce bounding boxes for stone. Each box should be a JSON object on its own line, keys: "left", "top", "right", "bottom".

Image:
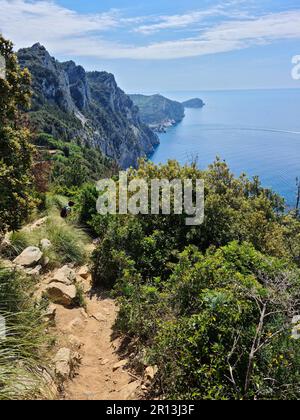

{"left": 100, "top": 359, "right": 110, "bottom": 366}
{"left": 144, "top": 365, "right": 158, "bottom": 380}
{"left": 80, "top": 308, "right": 89, "bottom": 319}
{"left": 113, "top": 359, "right": 128, "bottom": 371}
{"left": 77, "top": 265, "right": 90, "bottom": 279}
{"left": 46, "top": 282, "right": 76, "bottom": 307}
{"left": 92, "top": 312, "right": 106, "bottom": 322}
{"left": 118, "top": 381, "right": 140, "bottom": 400}
{"left": 44, "top": 304, "right": 56, "bottom": 323}
{"left": 13, "top": 246, "right": 42, "bottom": 267}
{"left": 50, "top": 265, "right": 76, "bottom": 286}
{"left": 41, "top": 256, "right": 50, "bottom": 268}
{"left": 26, "top": 265, "right": 42, "bottom": 276}
{"left": 76, "top": 277, "right": 91, "bottom": 293}
{"left": 68, "top": 335, "right": 83, "bottom": 350}
{"left": 54, "top": 348, "right": 72, "bottom": 381}
{"left": 40, "top": 238, "right": 52, "bottom": 250}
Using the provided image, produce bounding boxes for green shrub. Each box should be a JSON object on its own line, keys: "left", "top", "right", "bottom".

{"left": 89, "top": 159, "right": 300, "bottom": 400}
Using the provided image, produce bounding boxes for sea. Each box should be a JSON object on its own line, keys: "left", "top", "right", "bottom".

{"left": 151, "top": 89, "right": 300, "bottom": 207}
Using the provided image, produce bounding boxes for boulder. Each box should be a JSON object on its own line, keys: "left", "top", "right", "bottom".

{"left": 26, "top": 265, "right": 42, "bottom": 276}
{"left": 77, "top": 265, "right": 90, "bottom": 279}
{"left": 41, "top": 256, "right": 50, "bottom": 268}
{"left": 113, "top": 359, "right": 128, "bottom": 371}
{"left": 54, "top": 348, "right": 72, "bottom": 381}
{"left": 44, "top": 304, "right": 57, "bottom": 324}
{"left": 144, "top": 365, "right": 158, "bottom": 380}
{"left": 68, "top": 335, "right": 83, "bottom": 350}
{"left": 46, "top": 282, "right": 76, "bottom": 307}
{"left": 40, "top": 238, "right": 52, "bottom": 250}
{"left": 118, "top": 381, "right": 140, "bottom": 400}
{"left": 13, "top": 246, "right": 42, "bottom": 267}
{"left": 50, "top": 265, "right": 76, "bottom": 286}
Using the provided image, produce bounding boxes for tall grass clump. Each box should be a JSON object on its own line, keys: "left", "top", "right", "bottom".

{"left": 5, "top": 212, "right": 88, "bottom": 267}
{"left": 0, "top": 264, "right": 53, "bottom": 400}
{"left": 45, "top": 215, "right": 88, "bottom": 266}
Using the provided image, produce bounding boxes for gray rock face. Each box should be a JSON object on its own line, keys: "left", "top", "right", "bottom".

{"left": 13, "top": 246, "right": 43, "bottom": 267}
{"left": 17, "top": 44, "right": 159, "bottom": 168}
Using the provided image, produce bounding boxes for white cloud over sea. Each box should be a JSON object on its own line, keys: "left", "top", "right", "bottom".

{"left": 0, "top": 0, "right": 300, "bottom": 60}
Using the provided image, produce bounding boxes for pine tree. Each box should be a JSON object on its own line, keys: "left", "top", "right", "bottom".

{"left": 0, "top": 36, "right": 35, "bottom": 234}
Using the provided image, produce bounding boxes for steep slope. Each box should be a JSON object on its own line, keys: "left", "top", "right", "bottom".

{"left": 129, "top": 94, "right": 185, "bottom": 131}
{"left": 17, "top": 44, "right": 159, "bottom": 168}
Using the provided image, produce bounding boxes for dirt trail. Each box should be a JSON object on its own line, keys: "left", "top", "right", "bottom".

{"left": 53, "top": 276, "right": 142, "bottom": 400}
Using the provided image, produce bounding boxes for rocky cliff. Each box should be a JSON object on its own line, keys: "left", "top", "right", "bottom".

{"left": 17, "top": 44, "right": 159, "bottom": 168}
{"left": 129, "top": 94, "right": 185, "bottom": 131}
{"left": 182, "top": 98, "right": 205, "bottom": 108}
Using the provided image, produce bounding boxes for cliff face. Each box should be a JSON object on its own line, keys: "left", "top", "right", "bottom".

{"left": 129, "top": 94, "right": 185, "bottom": 130}
{"left": 182, "top": 98, "right": 205, "bottom": 109}
{"left": 17, "top": 44, "right": 159, "bottom": 168}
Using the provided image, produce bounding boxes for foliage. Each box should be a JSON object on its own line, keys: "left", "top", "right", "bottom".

{"left": 0, "top": 36, "right": 36, "bottom": 234}
{"left": 0, "top": 263, "right": 52, "bottom": 400}
{"left": 6, "top": 212, "right": 88, "bottom": 266}
{"left": 34, "top": 133, "right": 117, "bottom": 193}
{"left": 90, "top": 159, "right": 300, "bottom": 400}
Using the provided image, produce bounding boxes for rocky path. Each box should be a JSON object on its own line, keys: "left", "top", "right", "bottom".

{"left": 2, "top": 221, "right": 147, "bottom": 400}
{"left": 50, "top": 272, "right": 142, "bottom": 400}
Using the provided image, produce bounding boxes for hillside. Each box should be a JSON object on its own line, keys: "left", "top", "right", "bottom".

{"left": 17, "top": 44, "right": 159, "bottom": 168}
{"left": 129, "top": 94, "right": 185, "bottom": 132}
{"left": 182, "top": 98, "right": 205, "bottom": 108}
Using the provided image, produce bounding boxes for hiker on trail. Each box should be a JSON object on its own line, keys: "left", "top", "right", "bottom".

{"left": 60, "top": 201, "right": 75, "bottom": 219}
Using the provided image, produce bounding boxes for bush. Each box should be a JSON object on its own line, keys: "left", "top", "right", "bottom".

{"left": 89, "top": 159, "right": 300, "bottom": 400}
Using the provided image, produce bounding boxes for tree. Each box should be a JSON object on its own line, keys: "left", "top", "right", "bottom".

{"left": 0, "top": 36, "right": 35, "bottom": 234}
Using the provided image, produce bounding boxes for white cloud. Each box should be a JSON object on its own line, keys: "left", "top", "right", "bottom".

{"left": 0, "top": 0, "right": 120, "bottom": 46}
{"left": 134, "top": 2, "right": 251, "bottom": 35}
{"left": 0, "top": 1, "right": 300, "bottom": 60}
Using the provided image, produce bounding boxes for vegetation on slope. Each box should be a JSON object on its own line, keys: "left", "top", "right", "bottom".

{"left": 0, "top": 36, "right": 35, "bottom": 234}
{"left": 88, "top": 159, "right": 300, "bottom": 400}
{"left": 129, "top": 94, "right": 185, "bottom": 126}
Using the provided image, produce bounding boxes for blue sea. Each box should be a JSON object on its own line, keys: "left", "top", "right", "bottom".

{"left": 151, "top": 89, "right": 300, "bottom": 207}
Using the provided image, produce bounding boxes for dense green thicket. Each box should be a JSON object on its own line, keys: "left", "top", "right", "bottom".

{"left": 34, "top": 132, "right": 117, "bottom": 195}
{"left": 0, "top": 36, "right": 35, "bottom": 234}
{"left": 89, "top": 159, "right": 300, "bottom": 399}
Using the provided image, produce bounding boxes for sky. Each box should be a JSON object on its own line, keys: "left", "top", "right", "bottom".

{"left": 0, "top": 0, "right": 300, "bottom": 92}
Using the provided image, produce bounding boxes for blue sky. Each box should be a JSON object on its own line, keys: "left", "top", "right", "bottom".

{"left": 1, "top": 0, "right": 300, "bottom": 92}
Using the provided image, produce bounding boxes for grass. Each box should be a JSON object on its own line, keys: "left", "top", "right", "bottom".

{"left": 4, "top": 211, "right": 89, "bottom": 267}
{"left": 0, "top": 264, "right": 54, "bottom": 400}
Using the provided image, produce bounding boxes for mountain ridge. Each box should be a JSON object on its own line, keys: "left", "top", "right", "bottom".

{"left": 17, "top": 43, "right": 159, "bottom": 168}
